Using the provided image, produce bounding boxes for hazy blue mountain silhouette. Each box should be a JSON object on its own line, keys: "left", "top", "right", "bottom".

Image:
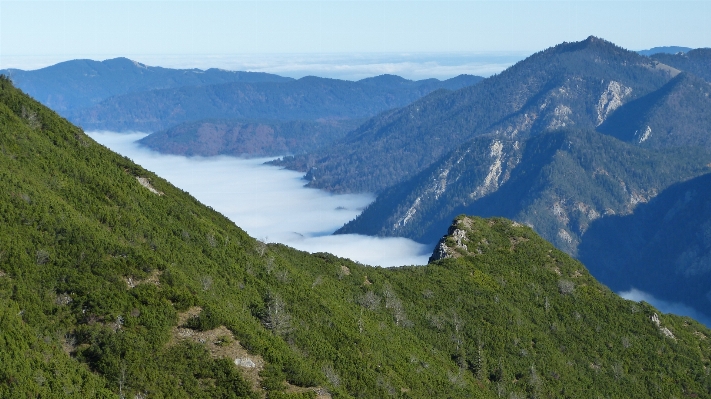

{"left": 0, "top": 57, "right": 290, "bottom": 112}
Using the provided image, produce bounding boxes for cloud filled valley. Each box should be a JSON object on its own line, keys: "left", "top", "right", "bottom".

{"left": 89, "top": 131, "right": 432, "bottom": 267}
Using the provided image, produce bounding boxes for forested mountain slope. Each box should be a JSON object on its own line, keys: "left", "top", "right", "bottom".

{"left": 651, "top": 48, "right": 711, "bottom": 83}
{"left": 0, "top": 57, "right": 291, "bottom": 113}
{"left": 327, "top": 38, "right": 711, "bottom": 331}
{"left": 67, "top": 74, "right": 483, "bottom": 133}
{"left": 273, "top": 36, "right": 679, "bottom": 194}
{"left": 139, "top": 118, "right": 366, "bottom": 157}
{"left": 3, "top": 76, "right": 711, "bottom": 398}
{"left": 598, "top": 72, "right": 711, "bottom": 149}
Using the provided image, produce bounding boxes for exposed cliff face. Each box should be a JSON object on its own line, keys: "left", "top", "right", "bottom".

{"left": 596, "top": 81, "right": 632, "bottom": 125}
{"left": 598, "top": 73, "right": 711, "bottom": 150}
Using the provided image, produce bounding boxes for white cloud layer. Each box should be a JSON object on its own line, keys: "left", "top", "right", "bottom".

{"left": 619, "top": 288, "right": 711, "bottom": 327}
{"left": 88, "top": 131, "right": 432, "bottom": 267}
{"left": 3, "top": 52, "right": 524, "bottom": 81}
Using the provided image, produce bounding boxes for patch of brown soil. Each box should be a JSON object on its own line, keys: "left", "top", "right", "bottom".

{"left": 124, "top": 269, "right": 162, "bottom": 289}
{"left": 170, "top": 307, "right": 264, "bottom": 395}
{"left": 509, "top": 236, "right": 529, "bottom": 251}
{"left": 170, "top": 307, "right": 330, "bottom": 398}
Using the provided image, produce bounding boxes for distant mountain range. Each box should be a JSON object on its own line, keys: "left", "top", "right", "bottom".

{"left": 2, "top": 59, "right": 484, "bottom": 157}
{"left": 0, "top": 57, "right": 291, "bottom": 112}
{"left": 637, "top": 46, "right": 692, "bottom": 56}
{"left": 66, "top": 74, "right": 483, "bottom": 133}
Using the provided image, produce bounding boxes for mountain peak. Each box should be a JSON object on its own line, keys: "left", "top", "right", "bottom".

{"left": 101, "top": 57, "right": 148, "bottom": 70}
{"left": 429, "top": 216, "right": 529, "bottom": 263}
{"left": 357, "top": 74, "right": 412, "bottom": 86}
{"left": 552, "top": 35, "right": 629, "bottom": 56}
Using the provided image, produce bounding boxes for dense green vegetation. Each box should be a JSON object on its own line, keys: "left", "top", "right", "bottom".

{"left": 3, "top": 75, "right": 711, "bottom": 398}
{"left": 139, "top": 118, "right": 365, "bottom": 158}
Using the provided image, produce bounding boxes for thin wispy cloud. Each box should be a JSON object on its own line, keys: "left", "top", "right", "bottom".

{"left": 619, "top": 288, "right": 711, "bottom": 327}
{"left": 89, "top": 131, "right": 432, "bottom": 267}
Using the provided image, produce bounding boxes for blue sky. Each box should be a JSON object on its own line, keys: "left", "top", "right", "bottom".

{"left": 1, "top": 1, "right": 710, "bottom": 77}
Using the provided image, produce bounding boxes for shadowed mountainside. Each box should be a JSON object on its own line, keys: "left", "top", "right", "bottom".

{"left": 579, "top": 172, "right": 711, "bottom": 323}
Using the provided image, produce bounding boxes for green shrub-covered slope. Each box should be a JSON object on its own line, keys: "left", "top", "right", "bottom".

{"left": 1, "top": 76, "right": 711, "bottom": 398}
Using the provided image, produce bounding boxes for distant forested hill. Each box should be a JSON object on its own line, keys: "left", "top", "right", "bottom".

{"left": 3, "top": 72, "right": 711, "bottom": 398}
{"left": 637, "top": 46, "right": 692, "bottom": 56}
{"left": 139, "top": 118, "right": 366, "bottom": 157}
{"left": 67, "top": 74, "right": 483, "bottom": 132}
{"left": 651, "top": 48, "right": 711, "bottom": 82}
{"left": 0, "top": 57, "right": 291, "bottom": 112}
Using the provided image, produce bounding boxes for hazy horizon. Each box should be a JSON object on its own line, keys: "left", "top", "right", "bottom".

{"left": 0, "top": 51, "right": 527, "bottom": 81}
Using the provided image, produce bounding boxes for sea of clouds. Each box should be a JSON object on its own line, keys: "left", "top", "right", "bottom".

{"left": 88, "top": 131, "right": 432, "bottom": 267}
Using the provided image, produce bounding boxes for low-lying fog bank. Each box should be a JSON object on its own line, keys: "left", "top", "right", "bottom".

{"left": 89, "top": 131, "right": 431, "bottom": 267}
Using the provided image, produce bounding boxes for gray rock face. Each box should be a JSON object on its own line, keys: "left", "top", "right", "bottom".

{"left": 234, "top": 357, "right": 257, "bottom": 368}
{"left": 428, "top": 240, "right": 451, "bottom": 263}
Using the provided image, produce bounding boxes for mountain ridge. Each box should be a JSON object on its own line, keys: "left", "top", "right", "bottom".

{"left": 272, "top": 36, "right": 678, "bottom": 194}
{"left": 0, "top": 57, "right": 291, "bottom": 113}
{"left": 67, "top": 74, "right": 483, "bottom": 133}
